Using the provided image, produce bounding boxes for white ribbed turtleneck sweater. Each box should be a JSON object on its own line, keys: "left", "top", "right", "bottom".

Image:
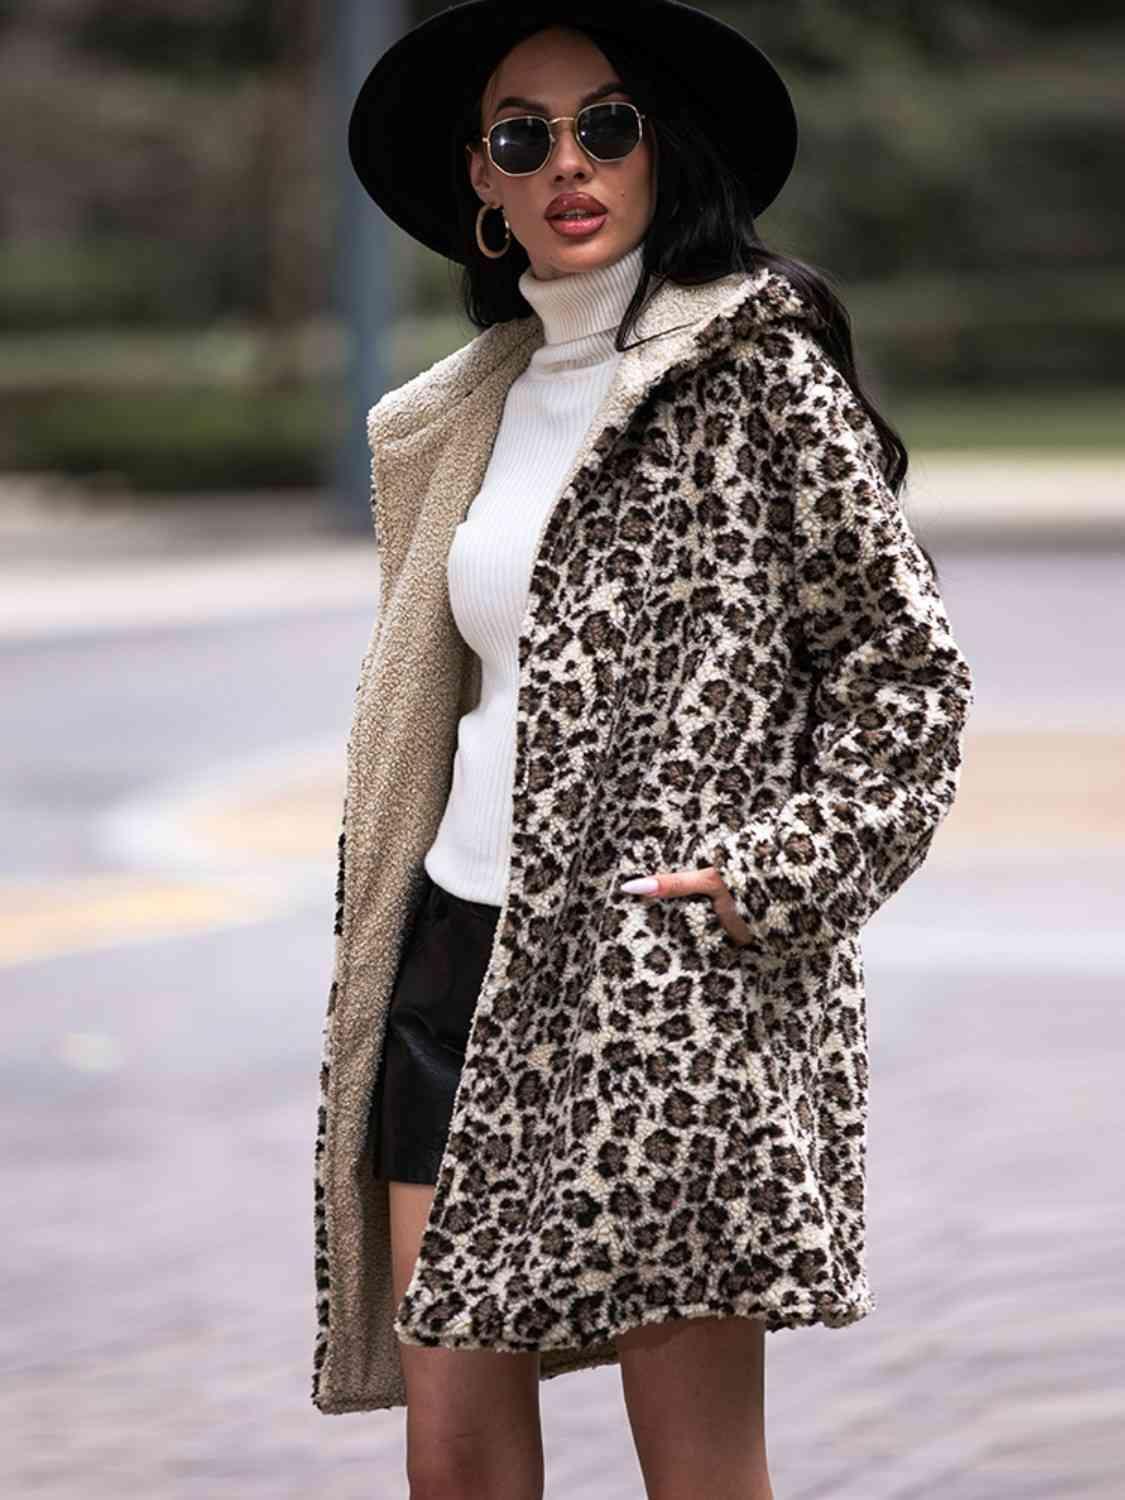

{"left": 423, "top": 240, "right": 646, "bottom": 906}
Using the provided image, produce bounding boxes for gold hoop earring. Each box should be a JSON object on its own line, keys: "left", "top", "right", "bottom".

{"left": 475, "top": 202, "right": 511, "bottom": 259}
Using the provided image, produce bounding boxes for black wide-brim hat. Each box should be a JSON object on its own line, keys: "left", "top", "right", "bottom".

{"left": 348, "top": 0, "right": 798, "bottom": 265}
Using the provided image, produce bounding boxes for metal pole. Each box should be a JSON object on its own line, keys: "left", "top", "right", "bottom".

{"left": 327, "top": 0, "right": 409, "bottom": 532}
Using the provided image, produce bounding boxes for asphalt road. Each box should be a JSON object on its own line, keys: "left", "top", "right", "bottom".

{"left": 2, "top": 527, "right": 1122, "bottom": 1498}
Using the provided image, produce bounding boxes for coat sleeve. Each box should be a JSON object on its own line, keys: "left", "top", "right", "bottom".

{"left": 702, "top": 335, "right": 975, "bottom": 959}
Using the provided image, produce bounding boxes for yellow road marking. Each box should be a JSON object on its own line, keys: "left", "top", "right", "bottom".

{"left": 939, "top": 731, "right": 1125, "bottom": 851}
{"left": 2, "top": 732, "right": 1119, "bottom": 967}
{"left": 0, "top": 875, "right": 279, "bottom": 967}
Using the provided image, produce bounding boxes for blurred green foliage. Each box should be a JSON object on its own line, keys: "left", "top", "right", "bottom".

{"left": 2, "top": 0, "right": 1122, "bottom": 490}
{"left": 0, "top": 239, "right": 192, "bottom": 330}
{"left": 3, "top": 387, "right": 335, "bottom": 491}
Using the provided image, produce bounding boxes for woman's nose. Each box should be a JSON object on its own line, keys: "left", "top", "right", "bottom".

{"left": 552, "top": 119, "right": 591, "bottom": 174}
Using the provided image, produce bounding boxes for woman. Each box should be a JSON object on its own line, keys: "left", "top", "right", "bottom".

{"left": 313, "top": 4, "right": 975, "bottom": 1497}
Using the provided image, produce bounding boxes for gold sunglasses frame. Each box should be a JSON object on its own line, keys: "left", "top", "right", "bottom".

{"left": 479, "top": 101, "right": 646, "bottom": 178}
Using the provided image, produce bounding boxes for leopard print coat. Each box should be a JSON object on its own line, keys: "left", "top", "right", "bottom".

{"left": 311, "top": 262, "right": 975, "bottom": 1414}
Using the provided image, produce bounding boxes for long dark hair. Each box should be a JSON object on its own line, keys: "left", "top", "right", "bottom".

{"left": 450, "top": 20, "right": 941, "bottom": 581}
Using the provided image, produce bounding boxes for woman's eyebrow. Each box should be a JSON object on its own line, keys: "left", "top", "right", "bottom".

{"left": 492, "top": 80, "right": 627, "bottom": 114}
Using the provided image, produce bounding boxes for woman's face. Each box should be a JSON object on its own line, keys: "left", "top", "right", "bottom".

{"left": 466, "top": 26, "right": 656, "bottom": 280}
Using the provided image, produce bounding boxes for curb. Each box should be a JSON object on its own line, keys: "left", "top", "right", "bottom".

{"left": 1, "top": 453, "right": 1121, "bottom": 639}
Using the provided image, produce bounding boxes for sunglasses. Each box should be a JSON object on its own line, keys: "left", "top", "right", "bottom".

{"left": 480, "top": 101, "right": 646, "bottom": 177}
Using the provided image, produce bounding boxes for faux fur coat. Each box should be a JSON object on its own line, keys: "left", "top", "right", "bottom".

{"left": 311, "top": 261, "right": 975, "bottom": 1414}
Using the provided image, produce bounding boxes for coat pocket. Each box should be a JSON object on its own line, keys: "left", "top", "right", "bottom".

{"left": 679, "top": 825, "right": 788, "bottom": 968}
{"left": 620, "top": 824, "right": 761, "bottom": 958}
{"left": 682, "top": 891, "right": 732, "bottom": 952}
{"left": 674, "top": 823, "right": 739, "bottom": 954}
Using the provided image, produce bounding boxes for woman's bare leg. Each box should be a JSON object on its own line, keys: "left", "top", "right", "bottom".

{"left": 388, "top": 1179, "right": 544, "bottom": 1500}
{"left": 615, "top": 1312, "right": 773, "bottom": 1500}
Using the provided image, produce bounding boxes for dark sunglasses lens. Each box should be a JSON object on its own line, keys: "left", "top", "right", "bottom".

{"left": 489, "top": 116, "right": 551, "bottom": 173}
{"left": 578, "top": 103, "right": 640, "bottom": 160}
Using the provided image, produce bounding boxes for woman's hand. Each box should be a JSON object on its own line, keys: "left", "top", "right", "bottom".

{"left": 619, "top": 866, "right": 754, "bottom": 945}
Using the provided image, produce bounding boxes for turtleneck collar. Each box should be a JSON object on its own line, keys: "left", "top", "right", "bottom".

{"left": 519, "top": 242, "right": 645, "bottom": 350}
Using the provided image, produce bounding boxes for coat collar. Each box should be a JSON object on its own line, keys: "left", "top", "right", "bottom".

{"left": 369, "top": 261, "right": 812, "bottom": 451}
{"left": 365, "top": 262, "right": 815, "bottom": 597}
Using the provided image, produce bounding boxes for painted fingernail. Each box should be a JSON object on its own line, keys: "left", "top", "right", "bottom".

{"left": 620, "top": 876, "right": 659, "bottom": 894}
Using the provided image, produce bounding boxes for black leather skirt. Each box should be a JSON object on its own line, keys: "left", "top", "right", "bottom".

{"left": 370, "top": 867, "right": 501, "bottom": 1185}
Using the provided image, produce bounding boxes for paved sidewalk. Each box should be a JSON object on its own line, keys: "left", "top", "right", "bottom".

{"left": 1, "top": 451, "right": 1122, "bottom": 640}
{"left": 904, "top": 448, "right": 1124, "bottom": 542}
{"left": 2, "top": 473, "right": 1122, "bottom": 1496}
{"left": 0, "top": 479, "right": 380, "bottom": 641}
{"left": 5, "top": 757, "right": 1120, "bottom": 1497}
